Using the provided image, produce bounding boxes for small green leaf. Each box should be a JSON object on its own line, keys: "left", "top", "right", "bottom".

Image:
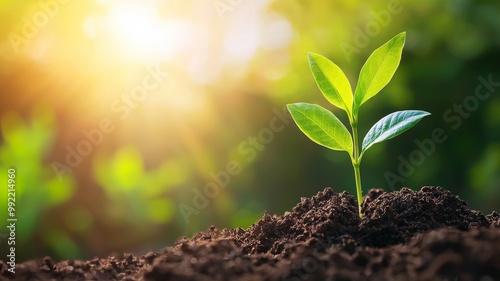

{"left": 361, "top": 110, "right": 430, "bottom": 154}
{"left": 353, "top": 32, "right": 406, "bottom": 115}
{"left": 287, "top": 103, "right": 353, "bottom": 156}
{"left": 308, "top": 52, "right": 353, "bottom": 119}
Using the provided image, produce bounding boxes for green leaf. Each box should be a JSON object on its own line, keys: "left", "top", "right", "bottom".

{"left": 287, "top": 103, "right": 352, "bottom": 156}
{"left": 353, "top": 32, "right": 406, "bottom": 115}
{"left": 308, "top": 52, "right": 353, "bottom": 119}
{"left": 361, "top": 110, "right": 430, "bottom": 154}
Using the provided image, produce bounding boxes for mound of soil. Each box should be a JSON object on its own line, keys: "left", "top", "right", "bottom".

{"left": 2, "top": 186, "right": 500, "bottom": 281}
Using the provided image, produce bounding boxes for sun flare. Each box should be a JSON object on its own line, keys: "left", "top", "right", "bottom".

{"left": 101, "top": 2, "right": 190, "bottom": 63}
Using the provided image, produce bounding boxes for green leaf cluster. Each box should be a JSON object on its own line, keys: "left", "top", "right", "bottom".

{"left": 287, "top": 32, "right": 430, "bottom": 217}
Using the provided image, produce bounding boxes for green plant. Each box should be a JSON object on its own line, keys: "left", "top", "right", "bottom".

{"left": 287, "top": 32, "right": 430, "bottom": 217}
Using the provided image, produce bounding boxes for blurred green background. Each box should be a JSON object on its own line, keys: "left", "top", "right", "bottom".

{"left": 0, "top": 0, "right": 499, "bottom": 262}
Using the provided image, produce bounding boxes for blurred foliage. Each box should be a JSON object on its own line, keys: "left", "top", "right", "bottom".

{"left": 93, "top": 145, "right": 182, "bottom": 224}
{"left": 0, "top": 107, "right": 76, "bottom": 258}
{"left": 0, "top": 0, "right": 499, "bottom": 261}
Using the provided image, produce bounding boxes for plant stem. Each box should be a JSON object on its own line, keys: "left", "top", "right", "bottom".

{"left": 351, "top": 121, "right": 363, "bottom": 218}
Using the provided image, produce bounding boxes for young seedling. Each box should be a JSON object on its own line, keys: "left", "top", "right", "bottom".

{"left": 287, "top": 32, "right": 430, "bottom": 217}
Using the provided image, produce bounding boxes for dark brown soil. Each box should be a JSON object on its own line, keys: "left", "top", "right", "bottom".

{"left": 2, "top": 186, "right": 500, "bottom": 281}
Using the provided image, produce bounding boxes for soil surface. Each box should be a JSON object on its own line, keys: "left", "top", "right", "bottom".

{"left": 2, "top": 186, "right": 500, "bottom": 281}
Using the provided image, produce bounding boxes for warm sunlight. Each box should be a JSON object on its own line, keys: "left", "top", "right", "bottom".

{"left": 85, "top": 2, "right": 192, "bottom": 64}
{"left": 4, "top": 0, "right": 500, "bottom": 278}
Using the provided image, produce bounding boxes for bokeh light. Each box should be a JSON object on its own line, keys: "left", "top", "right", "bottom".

{"left": 0, "top": 0, "right": 499, "bottom": 261}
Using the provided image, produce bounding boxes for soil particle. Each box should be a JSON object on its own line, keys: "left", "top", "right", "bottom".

{"left": 1, "top": 186, "right": 499, "bottom": 281}
{"left": 359, "top": 186, "right": 490, "bottom": 247}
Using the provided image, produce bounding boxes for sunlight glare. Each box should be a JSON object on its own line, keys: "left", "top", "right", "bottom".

{"left": 103, "top": 3, "right": 190, "bottom": 63}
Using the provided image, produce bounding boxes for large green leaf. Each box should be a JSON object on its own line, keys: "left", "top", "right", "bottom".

{"left": 308, "top": 52, "right": 353, "bottom": 119}
{"left": 353, "top": 32, "right": 406, "bottom": 115}
{"left": 287, "top": 103, "right": 352, "bottom": 156}
{"left": 361, "top": 110, "right": 430, "bottom": 154}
